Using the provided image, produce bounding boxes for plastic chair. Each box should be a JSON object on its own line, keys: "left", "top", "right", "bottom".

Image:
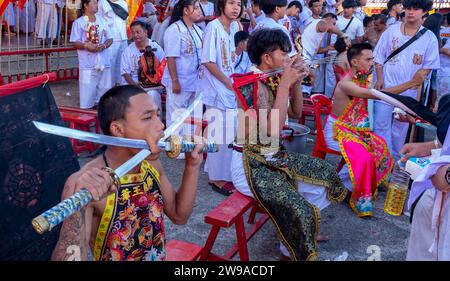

{"left": 310, "top": 94, "right": 345, "bottom": 172}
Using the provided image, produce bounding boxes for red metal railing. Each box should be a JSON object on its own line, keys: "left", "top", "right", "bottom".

{"left": 0, "top": 47, "right": 79, "bottom": 84}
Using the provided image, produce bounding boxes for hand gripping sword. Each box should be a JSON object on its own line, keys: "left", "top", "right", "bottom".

{"left": 32, "top": 96, "right": 209, "bottom": 234}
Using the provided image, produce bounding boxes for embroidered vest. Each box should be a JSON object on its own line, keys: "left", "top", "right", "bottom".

{"left": 93, "top": 160, "right": 166, "bottom": 261}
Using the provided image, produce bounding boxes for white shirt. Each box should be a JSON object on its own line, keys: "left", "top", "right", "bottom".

{"left": 438, "top": 35, "right": 450, "bottom": 77}
{"left": 336, "top": 15, "right": 364, "bottom": 40}
{"left": 374, "top": 24, "right": 440, "bottom": 99}
{"left": 120, "top": 39, "right": 165, "bottom": 84}
{"left": 70, "top": 16, "right": 111, "bottom": 70}
{"left": 97, "top": 0, "right": 128, "bottom": 41}
{"left": 234, "top": 52, "right": 252, "bottom": 74}
{"left": 255, "top": 17, "right": 296, "bottom": 57}
{"left": 197, "top": 19, "right": 239, "bottom": 109}
{"left": 162, "top": 20, "right": 204, "bottom": 92}
{"left": 299, "top": 7, "right": 313, "bottom": 33}
{"left": 197, "top": 1, "right": 215, "bottom": 30}
{"left": 248, "top": 12, "right": 265, "bottom": 34}
{"left": 386, "top": 16, "right": 398, "bottom": 27}
{"left": 440, "top": 26, "right": 450, "bottom": 43}
{"left": 326, "top": 0, "right": 337, "bottom": 14}
{"left": 354, "top": 7, "right": 366, "bottom": 23}
{"left": 302, "top": 19, "right": 327, "bottom": 62}
{"left": 143, "top": 2, "right": 156, "bottom": 14}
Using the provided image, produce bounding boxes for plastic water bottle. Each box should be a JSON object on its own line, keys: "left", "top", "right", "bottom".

{"left": 384, "top": 164, "right": 410, "bottom": 216}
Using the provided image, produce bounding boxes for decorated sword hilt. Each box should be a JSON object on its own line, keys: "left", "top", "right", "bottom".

{"left": 32, "top": 188, "right": 93, "bottom": 234}
{"left": 32, "top": 167, "right": 121, "bottom": 234}
{"left": 165, "top": 135, "right": 219, "bottom": 159}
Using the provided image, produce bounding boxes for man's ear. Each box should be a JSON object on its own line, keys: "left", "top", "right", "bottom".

{"left": 261, "top": 53, "right": 272, "bottom": 66}
{"left": 109, "top": 120, "right": 125, "bottom": 137}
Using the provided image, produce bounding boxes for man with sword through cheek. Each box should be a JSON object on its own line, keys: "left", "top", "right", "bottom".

{"left": 51, "top": 85, "right": 206, "bottom": 261}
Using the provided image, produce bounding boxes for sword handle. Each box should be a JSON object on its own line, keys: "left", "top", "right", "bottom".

{"left": 32, "top": 189, "right": 93, "bottom": 234}
{"left": 180, "top": 140, "right": 218, "bottom": 153}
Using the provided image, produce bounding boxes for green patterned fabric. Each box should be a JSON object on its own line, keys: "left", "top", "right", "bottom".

{"left": 242, "top": 146, "right": 347, "bottom": 261}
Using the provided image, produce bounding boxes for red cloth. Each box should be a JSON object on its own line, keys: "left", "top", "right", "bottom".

{"left": 0, "top": 73, "right": 57, "bottom": 97}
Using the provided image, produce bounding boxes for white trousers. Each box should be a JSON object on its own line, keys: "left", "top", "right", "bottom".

{"left": 165, "top": 87, "right": 202, "bottom": 136}
{"left": 230, "top": 150, "right": 331, "bottom": 257}
{"left": 373, "top": 101, "right": 409, "bottom": 162}
{"left": 203, "top": 106, "right": 236, "bottom": 182}
{"left": 35, "top": 3, "right": 58, "bottom": 39}
{"left": 323, "top": 115, "right": 354, "bottom": 192}
{"left": 407, "top": 189, "right": 450, "bottom": 261}
{"left": 79, "top": 68, "right": 112, "bottom": 109}
{"left": 110, "top": 40, "right": 128, "bottom": 86}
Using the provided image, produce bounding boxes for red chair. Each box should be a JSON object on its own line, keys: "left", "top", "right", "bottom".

{"left": 310, "top": 94, "right": 345, "bottom": 172}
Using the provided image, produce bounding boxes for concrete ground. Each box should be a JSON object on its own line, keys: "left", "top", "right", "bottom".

{"left": 49, "top": 79, "right": 414, "bottom": 261}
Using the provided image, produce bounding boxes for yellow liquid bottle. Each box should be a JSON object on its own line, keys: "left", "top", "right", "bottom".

{"left": 384, "top": 165, "right": 410, "bottom": 216}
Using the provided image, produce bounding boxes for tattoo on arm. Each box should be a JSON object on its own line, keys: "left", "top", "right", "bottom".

{"left": 51, "top": 209, "right": 87, "bottom": 261}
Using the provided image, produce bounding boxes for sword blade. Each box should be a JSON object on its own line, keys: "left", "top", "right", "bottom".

{"left": 115, "top": 149, "right": 151, "bottom": 177}
{"left": 162, "top": 95, "right": 201, "bottom": 140}
{"left": 34, "top": 121, "right": 153, "bottom": 149}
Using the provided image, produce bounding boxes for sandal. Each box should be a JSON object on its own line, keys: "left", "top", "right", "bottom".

{"left": 209, "top": 181, "right": 236, "bottom": 196}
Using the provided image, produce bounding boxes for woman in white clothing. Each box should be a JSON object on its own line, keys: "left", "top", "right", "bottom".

{"left": 162, "top": 0, "right": 204, "bottom": 132}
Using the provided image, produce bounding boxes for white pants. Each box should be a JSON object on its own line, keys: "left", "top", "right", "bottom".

{"left": 203, "top": 106, "right": 236, "bottom": 182}
{"left": 407, "top": 189, "right": 450, "bottom": 261}
{"left": 230, "top": 150, "right": 331, "bottom": 257}
{"left": 165, "top": 87, "right": 202, "bottom": 136}
{"left": 323, "top": 115, "right": 353, "bottom": 192}
{"left": 312, "top": 64, "right": 325, "bottom": 93}
{"left": 373, "top": 101, "right": 409, "bottom": 162}
{"left": 324, "top": 63, "right": 337, "bottom": 98}
{"left": 110, "top": 40, "right": 128, "bottom": 86}
{"left": 79, "top": 68, "right": 112, "bottom": 109}
{"left": 35, "top": 3, "right": 58, "bottom": 39}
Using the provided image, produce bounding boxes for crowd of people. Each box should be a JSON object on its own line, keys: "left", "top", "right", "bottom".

{"left": 4, "top": 0, "right": 449, "bottom": 261}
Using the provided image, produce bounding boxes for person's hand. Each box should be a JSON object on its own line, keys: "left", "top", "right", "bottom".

{"left": 399, "top": 142, "right": 434, "bottom": 162}
{"left": 280, "top": 56, "right": 306, "bottom": 89}
{"left": 375, "top": 79, "right": 384, "bottom": 90}
{"left": 410, "top": 69, "right": 428, "bottom": 88}
{"left": 85, "top": 41, "right": 97, "bottom": 52}
{"left": 62, "top": 168, "right": 115, "bottom": 201}
{"left": 395, "top": 112, "right": 416, "bottom": 124}
{"left": 184, "top": 135, "right": 206, "bottom": 168}
{"left": 225, "top": 79, "right": 234, "bottom": 91}
{"left": 172, "top": 80, "right": 181, "bottom": 94}
{"left": 246, "top": 7, "right": 253, "bottom": 18}
{"left": 95, "top": 44, "right": 106, "bottom": 52}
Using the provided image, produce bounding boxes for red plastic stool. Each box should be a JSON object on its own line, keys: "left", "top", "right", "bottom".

{"left": 165, "top": 240, "right": 203, "bottom": 261}
{"left": 60, "top": 111, "right": 97, "bottom": 155}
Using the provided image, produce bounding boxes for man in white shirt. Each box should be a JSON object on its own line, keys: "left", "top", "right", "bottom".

{"left": 255, "top": 0, "right": 296, "bottom": 57}
{"left": 247, "top": 0, "right": 265, "bottom": 33}
{"left": 336, "top": 0, "right": 364, "bottom": 43}
{"left": 302, "top": 13, "right": 344, "bottom": 93}
{"left": 97, "top": 0, "right": 129, "bottom": 87}
{"left": 121, "top": 21, "right": 165, "bottom": 110}
{"left": 196, "top": 0, "right": 242, "bottom": 195}
{"left": 374, "top": 0, "right": 440, "bottom": 162}
{"left": 386, "top": 0, "right": 402, "bottom": 26}
{"left": 70, "top": 0, "right": 113, "bottom": 109}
